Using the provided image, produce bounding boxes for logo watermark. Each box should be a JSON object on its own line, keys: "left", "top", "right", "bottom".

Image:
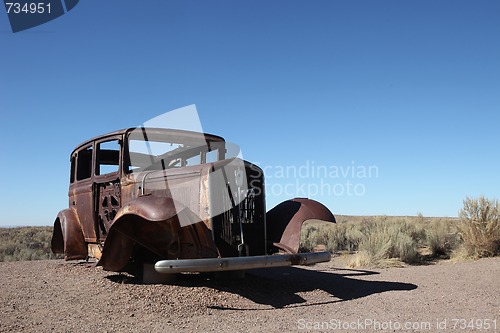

{"left": 297, "top": 318, "right": 498, "bottom": 331}
{"left": 256, "top": 160, "right": 379, "bottom": 198}
{"left": 3, "top": 0, "right": 80, "bottom": 32}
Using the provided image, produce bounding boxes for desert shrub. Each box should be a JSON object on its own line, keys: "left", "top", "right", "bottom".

{"left": 323, "top": 224, "right": 344, "bottom": 252}
{"left": 455, "top": 196, "right": 500, "bottom": 258}
{"left": 395, "top": 233, "right": 420, "bottom": 263}
{"left": 347, "top": 250, "right": 374, "bottom": 267}
{"left": 426, "top": 219, "right": 460, "bottom": 257}
{"left": 299, "top": 220, "right": 365, "bottom": 253}
{"left": 349, "top": 218, "right": 420, "bottom": 267}
{"left": 354, "top": 230, "right": 391, "bottom": 265}
{"left": 299, "top": 224, "right": 321, "bottom": 252}
{"left": 326, "top": 223, "right": 364, "bottom": 253}
{"left": 0, "top": 226, "right": 62, "bottom": 261}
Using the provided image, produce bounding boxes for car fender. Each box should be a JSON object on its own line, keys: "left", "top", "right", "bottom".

{"left": 98, "top": 195, "right": 217, "bottom": 272}
{"left": 51, "top": 208, "right": 87, "bottom": 260}
{"left": 266, "top": 198, "right": 336, "bottom": 254}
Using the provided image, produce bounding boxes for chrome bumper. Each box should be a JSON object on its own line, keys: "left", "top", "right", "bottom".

{"left": 154, "top": 251, "right": 331, "bottom": 274}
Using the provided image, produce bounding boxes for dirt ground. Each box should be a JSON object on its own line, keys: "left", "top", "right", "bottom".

{"left": 0, "top": 256, "right": 498, "bottom": 332}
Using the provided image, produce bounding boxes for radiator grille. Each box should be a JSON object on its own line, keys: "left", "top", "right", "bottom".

{"left": 211, "top": 162, "right": 265, "bottom": 256}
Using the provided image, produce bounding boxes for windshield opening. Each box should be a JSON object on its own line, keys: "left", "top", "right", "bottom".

{"left": 125, "top": 129, "right": 225, "bottom": 173}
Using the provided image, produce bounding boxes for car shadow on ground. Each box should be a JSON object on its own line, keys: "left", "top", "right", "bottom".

{"left": 106, "top": 265, "right": 417, "bottom": 309}
{"left": 207, "top": 266, "right": 417, "bottom": 309}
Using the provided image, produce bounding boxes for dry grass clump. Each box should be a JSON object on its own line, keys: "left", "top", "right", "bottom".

{"left": 454, "top": 196, "right": 500, "bottom": 259}
{"left": 349, "top": 218, "right": 421, "bottom": 267}
{"left": 0, "top": 226, "right": 61, "bottom": 261}
{"left": 327, "top": 222, "right": 365, "bottom": 253}
{"left": 300, "top": 220, "right": 364, "bottom": 253}
{"left": 426, "top": 218, "right": 460, "bottom": 257}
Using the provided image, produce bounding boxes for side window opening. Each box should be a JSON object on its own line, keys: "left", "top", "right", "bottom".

{"left": 76, "top": 145, "right": 93, "bottom": 181}
{"left": 205, "top": 149, "right": 219, "bottom": 163}
{"left": 96, "top": 139, "right": 120, "bottom": 176}
{"left": 70, "top": 154, "right": 76, "bottom": 183}
{"left": 186, "top": 154, "right": 201, "bottom": 166}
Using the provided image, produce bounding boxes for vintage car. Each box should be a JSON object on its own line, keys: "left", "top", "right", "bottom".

{"left": 51, "top": 127, "right": 335, "bottom": 279}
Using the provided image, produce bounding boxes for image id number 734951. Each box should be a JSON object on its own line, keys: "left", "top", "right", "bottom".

{"left": 5, "top": 2, "right": 51, "bottom": 14}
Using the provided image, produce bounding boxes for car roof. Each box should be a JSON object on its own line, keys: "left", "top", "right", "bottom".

{"left": 71, "top": 128, "right": 225, "bottom": 155}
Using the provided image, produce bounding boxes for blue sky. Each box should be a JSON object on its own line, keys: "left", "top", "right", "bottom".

{"left": 0, "top": 1, "right": 499, "bottom": 226}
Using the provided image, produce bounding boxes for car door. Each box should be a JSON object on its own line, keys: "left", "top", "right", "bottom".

{"left": 71, "top": 144, "right": 97, "bottom": 242}
{"left": 94, "top": 137, "right": 122, "bottom": 242}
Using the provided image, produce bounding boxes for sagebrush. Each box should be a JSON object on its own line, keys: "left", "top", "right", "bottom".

{"left": 300, "top": 215, "right": 460, "bottom": 267}
{"left": 301, "top": 197, "right": 499, "bottom": 267}
{"left": 456, "top": 196, "right": 500, "bottom": 258}
{"left": 0, "top": 226, "right": 62, "bottom": 261}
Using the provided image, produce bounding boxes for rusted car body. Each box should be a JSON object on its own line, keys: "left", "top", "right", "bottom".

{"left": 52, "top": 128, "right": 335, "bottom": 277}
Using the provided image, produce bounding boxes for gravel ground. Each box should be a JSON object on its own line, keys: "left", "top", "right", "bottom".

{"left": 0, "top": 257, "right": 498, "bottom": 332}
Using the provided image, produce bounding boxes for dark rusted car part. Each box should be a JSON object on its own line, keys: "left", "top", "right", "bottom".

{"left": 266, "top": 198, "right": 336, "bottom": 254}
{"left": 51, "top": 128, "right": 335, "bottom": 276}
{"left": 51, "top": 208, "right": 87, "bottom": 260}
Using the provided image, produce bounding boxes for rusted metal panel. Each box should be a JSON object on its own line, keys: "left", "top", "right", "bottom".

{"left": 97, "top": 200, "right": 219, "bottom": 272}
{"left": 266, "top": 198, "right": 336, "bottom": 254}
{"left": 51, "top": 208, "right": 87, "bottom": 260}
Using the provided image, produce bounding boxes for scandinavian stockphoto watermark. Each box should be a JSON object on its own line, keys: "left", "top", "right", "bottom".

{"left": 297, "top": 318, "right": 498, "bottom": 331}
{"left": 3, "top": 0, "right": 80, "bottom": 32}
{"left": 256, "top": 160, "right": 379, "bottom": 198}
